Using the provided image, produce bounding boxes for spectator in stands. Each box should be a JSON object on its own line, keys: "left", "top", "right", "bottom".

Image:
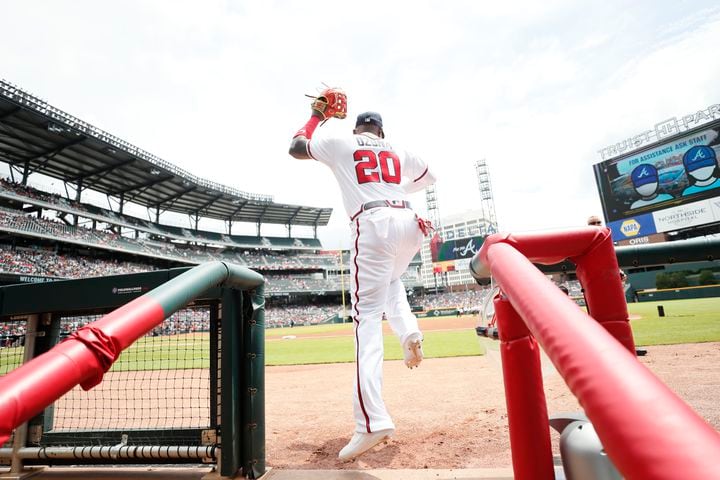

{"left": 587, "top": 215, "right": 603, "bottom": 226}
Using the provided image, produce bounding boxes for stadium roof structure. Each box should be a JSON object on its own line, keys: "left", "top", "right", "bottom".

{"left": 0, "top": 79, "right": 332, "bottom": 229}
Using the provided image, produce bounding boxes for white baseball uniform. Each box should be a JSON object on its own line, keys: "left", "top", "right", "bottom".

{"left": 309, "top": 131, "right": 436, "bottom": 433}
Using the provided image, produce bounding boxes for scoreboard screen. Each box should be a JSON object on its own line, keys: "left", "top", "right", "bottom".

{"left": 593, "top": 119, "right": 720, "bottom": 241}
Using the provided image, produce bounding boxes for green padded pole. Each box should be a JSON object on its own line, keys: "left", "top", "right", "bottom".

{"left": 243, "top": 279, "right": 265, "bottom": 479}
{"left": 149, "top": 261, "right": 264, "bottom": 316}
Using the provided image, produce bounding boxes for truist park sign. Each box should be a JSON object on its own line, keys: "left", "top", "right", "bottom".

{"left": 598, "top": 103, "right": 720, "bottom": 161}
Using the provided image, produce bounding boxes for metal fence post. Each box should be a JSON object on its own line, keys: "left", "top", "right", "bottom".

{"left": 242, "top": 285, "right": 265, "bottom": 479}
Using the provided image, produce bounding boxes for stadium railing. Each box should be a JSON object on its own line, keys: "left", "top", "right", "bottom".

{"left": 470, "top": 227, "right": 720, "bottom": 479}
{"left": 0, "top": 262, "right": 266, "bottom": 479}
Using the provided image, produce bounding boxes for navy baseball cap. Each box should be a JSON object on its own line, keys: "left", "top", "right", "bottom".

{"left": 683, "top": 146, "right": 717, "bottom": 171}
{"left": 356, "top": 111, "right": 383, "bottom": 129}
{"left": 631, "top": 164, "right": 658, "bottom": 187}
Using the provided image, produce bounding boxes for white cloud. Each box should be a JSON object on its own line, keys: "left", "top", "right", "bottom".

{"left": 1, "top": 0, "right": 719, "bottom": 246}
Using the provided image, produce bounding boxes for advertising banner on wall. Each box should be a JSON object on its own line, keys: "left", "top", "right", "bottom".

{"left": 430, "top": 234, "right": 485, "bottom": 263}
{"left": 594, "top": 119, "right": 720, "bottom": 241}
{"left": 616, "top": 232, "right": 668, "bottom": 246}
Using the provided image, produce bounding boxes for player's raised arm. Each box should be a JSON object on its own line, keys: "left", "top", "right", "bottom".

{"left": 288, "top": 116, "right": 319, "bottom": 160}
{"left": 288, "top": 88, "right": 347, "bottom": 160}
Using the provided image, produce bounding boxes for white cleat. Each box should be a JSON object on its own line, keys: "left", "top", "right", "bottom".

{"left": 338, "top": 428, "right": 394, "bottom": 461}
{"left": 403, "top": 332, "right": 424, "bottom": 369}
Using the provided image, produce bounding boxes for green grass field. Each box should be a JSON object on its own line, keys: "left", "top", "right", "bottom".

{"left": 265, "top": 322, "right": 351, "bottom": 338}
{"left": 266, "top": 328, "right": 481, "bottom": 366}
{"left": 1, "top": 298, "right": 718, "bottom": 371}
{"left": 263, "top": 297, "right": 720, "bottom": 365}
{"left": 627, "top": 297, "right": 720, "bottom": 346}
{"left": 110, "top": 335, "right": 210, "bottom": 371}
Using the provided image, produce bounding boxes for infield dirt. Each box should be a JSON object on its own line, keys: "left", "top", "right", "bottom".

{"left": 265, "top": 315, "right": 720, "bottom": 470}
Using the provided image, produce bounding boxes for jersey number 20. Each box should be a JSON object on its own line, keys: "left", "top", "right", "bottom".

{"left": 354, "top": 150, "right": 401, "bottom": 184}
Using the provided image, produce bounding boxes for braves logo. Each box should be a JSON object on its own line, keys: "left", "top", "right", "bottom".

{"left": 636, "top": 166, "right": 652, "bottom": 178}
{"left": 690, "top": 148, "right": 709, "bottom": 161}
{"left": 453, "top": 239, "right": 478, "bottom": 257}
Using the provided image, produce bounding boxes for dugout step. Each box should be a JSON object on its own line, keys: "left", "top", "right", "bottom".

{"left": 1, "top": 467, "right": 520, "bottom": 480}
{"left": 1, "top": 466, "right": 213, "bottom": 479}
{"left": 260, "top": 468, "right": 514, "bottom": 480}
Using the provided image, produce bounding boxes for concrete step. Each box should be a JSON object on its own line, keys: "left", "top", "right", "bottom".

{"left": 261, "top": 468, "right": 514, "bottom": 480}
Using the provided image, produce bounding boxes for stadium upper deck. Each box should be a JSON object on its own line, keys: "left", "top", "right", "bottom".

{"left": 0, "top": 178, "right": 322, "bottom": 250}
{"left": 0, "top": 79, "right": 332, "bottom": 233}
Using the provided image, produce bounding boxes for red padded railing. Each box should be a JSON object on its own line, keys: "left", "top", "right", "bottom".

{"left": 0, "top": 261, "right": 264, "bottom": 445}
{"left": 471, "top": 227, "right": 720, "bottom": 480}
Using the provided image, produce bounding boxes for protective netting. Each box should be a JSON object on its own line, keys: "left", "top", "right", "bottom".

{"left": 0, "top": 318, "right": 27, "bottom": 448}
{"left": 0, "top": 266, "right": 264, "bottom": 475}
{"left": 0, "top": 319, "right": 25, "bottom": 374}
{"left": 49, "top": 307, "right": 213, "bottom": 433}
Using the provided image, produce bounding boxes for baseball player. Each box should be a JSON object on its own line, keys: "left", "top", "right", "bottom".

{"left": 289, "top": 89, "right": 436, "bottom": 460}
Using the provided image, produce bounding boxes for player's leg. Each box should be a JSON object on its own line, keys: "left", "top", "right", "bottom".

{"left": 387, "top": 208, "right": 425, "bottom": 336}
{"left": 385, "top": 278, "right": 420, "bottom": 345}
{"left": 349, "top": 212, "right": 396, "bottom": 434}
{"left": 385, "top": 209, "right": 425, "bottom": 367}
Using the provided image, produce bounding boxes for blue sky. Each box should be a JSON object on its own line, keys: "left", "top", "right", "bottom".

{"left": 2, "top": 1, "right": 720, "bottom": 248}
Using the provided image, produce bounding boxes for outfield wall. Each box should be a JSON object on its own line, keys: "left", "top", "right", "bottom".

{"left": 638, "top": 284, "right": 720, "bottom": 301}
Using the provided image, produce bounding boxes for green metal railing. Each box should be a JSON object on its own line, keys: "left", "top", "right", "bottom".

{"left": 0, "top": 262, "right": 265, "bottom": 479}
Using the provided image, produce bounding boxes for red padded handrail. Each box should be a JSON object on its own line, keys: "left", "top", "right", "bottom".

{"left": 478, "top": 234, "right": 720, "bottom": 480}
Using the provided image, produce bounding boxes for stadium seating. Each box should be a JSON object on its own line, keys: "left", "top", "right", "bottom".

{"left": 0, "top": 177, "right": 428, "bottom": 330}
{"left": 0, "top": 178, "right": 320, "bottom": 251}
{"left": 0, "top": 203, "right": 341, "bottom": 269}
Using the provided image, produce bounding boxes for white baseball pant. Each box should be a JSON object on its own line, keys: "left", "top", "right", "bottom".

{"left": 350, "top": 206, "right": 424, "bottom": 433}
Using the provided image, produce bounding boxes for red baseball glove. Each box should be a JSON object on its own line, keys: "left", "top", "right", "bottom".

{"left": 308, "top": 87, "right": 347, "bottom": 120}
